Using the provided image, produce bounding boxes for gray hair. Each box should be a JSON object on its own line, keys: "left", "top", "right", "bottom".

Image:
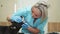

{"left": 33, "top": 2, "right": 48, "bottom": 23}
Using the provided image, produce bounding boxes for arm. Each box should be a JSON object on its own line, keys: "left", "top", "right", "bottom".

{"left": 28, "top": 18, "right": 47, "bottom": 34}
{"left": 22, "top": 23, "right": 40, "bottom": 34}
{"left": 7, "top": 8, "right": 27, "bottom": 22}
{"left": 37, "top": 18, "right": 48, "bottom": 31}
{"left": 27, "top": 27, "right": 40, "bottom": 34}
{"left": 7, "top": 6, "right": 32, "bottom": 22}
{"left": 22, "top": 18, "right": 47, "bottom": 34}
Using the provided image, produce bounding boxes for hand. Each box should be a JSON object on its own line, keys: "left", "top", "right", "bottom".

{"left": 11, "top": 16, "right": 22, "bottom": 23}
{"left": 22, "top": 23, "right": 30, "bottom": 29}
{"left": 7, "top": 15, "right": 11, "bottom": 22}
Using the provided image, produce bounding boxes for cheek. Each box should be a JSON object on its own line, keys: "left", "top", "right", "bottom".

{"left": 35, "top": 14, "right": 42, "bottom": 18}
{"left": 32, "top": 13, "right": 40, "bottom": 18}
{"left": 36, "top": 15, "right": 40, "bottom": 18}
{"left": 32, "top": 11, "right": 41, "bottom": 18}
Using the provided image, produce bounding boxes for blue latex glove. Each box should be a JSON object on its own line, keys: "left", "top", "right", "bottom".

{"left": 22, "top": 23, "right": 30, "bottom": 29}
{"left": 11, "top": 16, "right": 22, "bottom": 23}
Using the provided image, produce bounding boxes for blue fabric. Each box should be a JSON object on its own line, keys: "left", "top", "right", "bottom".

{"left": 11, "top": 16, "right": 22, "bottom": 23}
{"left": 22, "top": 23, "right": 29, "bottom": 29}
{"left": 11, "top": 6, "right": 48, "bottom": 34}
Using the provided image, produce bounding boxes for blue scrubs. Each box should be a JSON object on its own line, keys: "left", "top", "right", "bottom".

{"left": 11, "top": 6, "right": 47, "bottom": 34}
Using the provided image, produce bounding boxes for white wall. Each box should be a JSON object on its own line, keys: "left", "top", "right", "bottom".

{"left": 16, "top": 0, "right": 40, "bottom": 10}
{"left": 0, "top": 0, "right": 15, "bottom": 22}
{"left": 48, "top": 0, "right": 60, "bottom": 22}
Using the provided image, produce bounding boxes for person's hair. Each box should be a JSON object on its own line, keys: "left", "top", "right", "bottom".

{"left": 32, "top": 3, "right": 48, "bottom": 23}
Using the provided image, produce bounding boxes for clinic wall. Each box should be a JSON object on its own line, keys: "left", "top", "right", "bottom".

{"left": 0, "top": 0, "right": 15, "bottom": 22}
{"left": 16, "top": 0, "right": 40, "bottom": 10}
{"left": 0, "top": 0, "right": 60, "bottom": 22}
{"left": 48, "top": 0, "right": 60, "bottom": 32}
{"left": 0, "top": 0, "right": 40, "bottom": 22}
{"left": 48, "top": 0, "right": 60, "bottom": 22}
{"left": 1, "top": 0, "right": 60, "bottom": 22}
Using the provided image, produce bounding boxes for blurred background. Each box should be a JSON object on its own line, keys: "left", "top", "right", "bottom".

{"left": 0, "top": 0, "right": 60, "bottom": 34}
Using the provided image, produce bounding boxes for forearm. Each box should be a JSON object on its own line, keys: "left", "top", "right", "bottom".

{"left": 27, "top": 27, "right": 40, "bottom": 34}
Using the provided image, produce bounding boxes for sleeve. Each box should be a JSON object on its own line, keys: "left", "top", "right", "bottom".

{"left": 11, "top": 6, "right": 32, "bottom": 17}
{"left": 10, "top": 8, "right": 27, "bottom": 23}
{"left": 37, "top": 18, "right": 48, "bottom": 31}
{"left": 11, "top": 8, "right": 27, "bottom": 17}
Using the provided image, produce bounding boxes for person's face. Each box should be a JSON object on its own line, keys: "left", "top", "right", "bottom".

{"left": 32, "top": 7, "right": 42, "bottom": 18}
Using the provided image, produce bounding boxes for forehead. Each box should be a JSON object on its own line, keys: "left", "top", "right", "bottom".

{"left": 32, "top": 7, "right": 41, "bottom": 16}
{"left": 32, "top": 7, "right": 41, "bottom": 13}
